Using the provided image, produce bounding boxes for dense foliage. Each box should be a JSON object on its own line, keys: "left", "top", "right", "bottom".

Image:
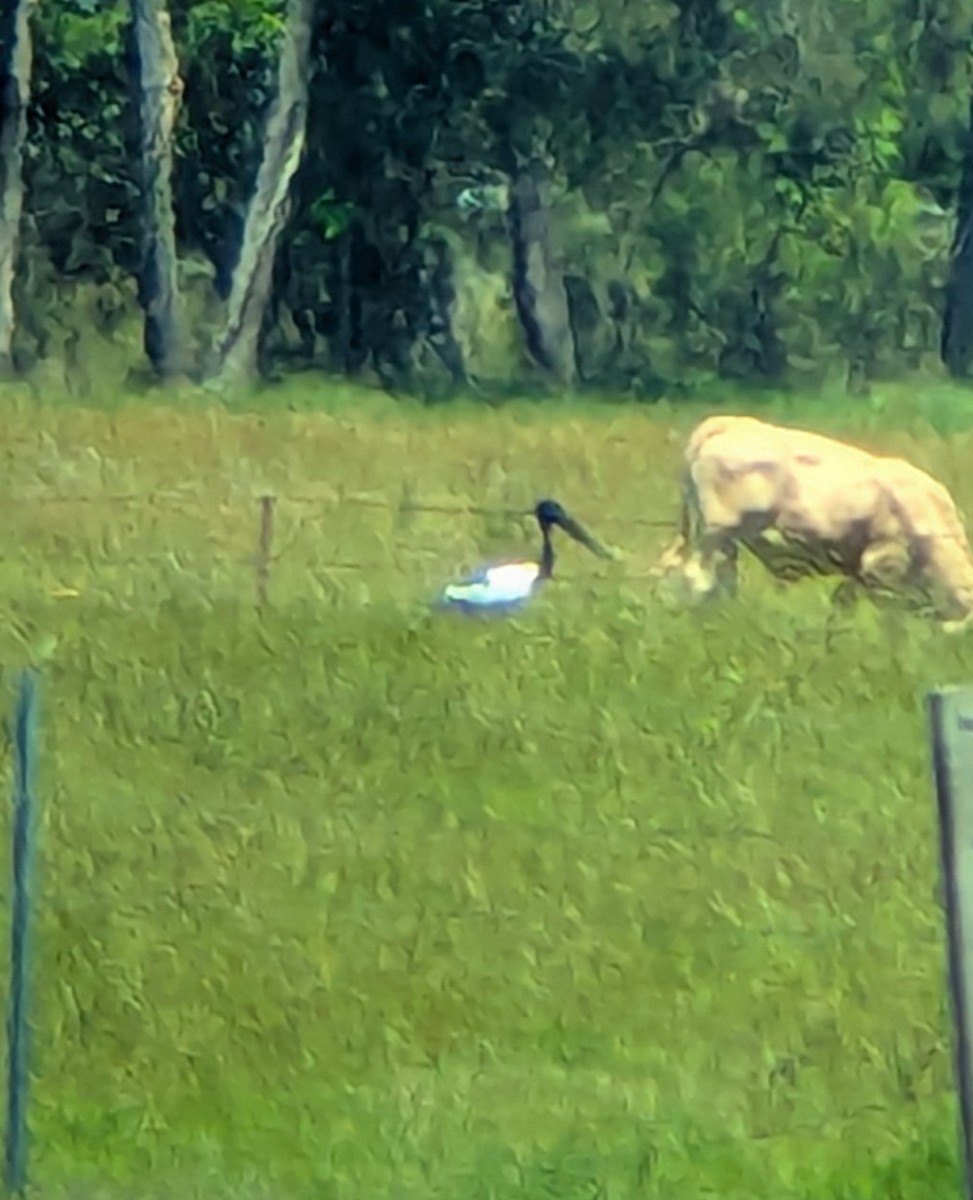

{"left": 10, "top": 0, "right": 973, "bottom": 394}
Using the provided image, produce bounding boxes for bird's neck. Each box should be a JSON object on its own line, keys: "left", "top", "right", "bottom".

{"left": 538, "top": 528, "right": 555, "bottom": 580}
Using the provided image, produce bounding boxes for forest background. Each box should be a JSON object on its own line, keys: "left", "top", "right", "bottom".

{"left": 5, "top": 0, "right": 973, "bottom": 403}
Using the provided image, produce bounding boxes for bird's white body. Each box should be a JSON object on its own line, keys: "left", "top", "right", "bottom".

{"left": 436, "top": 498, "right": 611, "bottom": 616}
{"left": 440, "top": 560, "right": 541, "bottom": 611}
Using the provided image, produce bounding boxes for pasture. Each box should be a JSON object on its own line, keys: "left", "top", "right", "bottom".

{"left": 0, "top": 380, "right": 972, "bottom": 1197}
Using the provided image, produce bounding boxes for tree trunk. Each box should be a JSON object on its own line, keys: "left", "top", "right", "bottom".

{"left": 0, "top": 0, "right": 35, "bottom": 378}
{"left": 129, "top": 0, "right": 186, "bottom": 380}
{"left": 208, "top": 0, "right": 315, "bottom": 389}
{"left": 942, "top": 92, "right": 973, "bottom": 377}
{"left": 507, "top": 159, "right": 577, "bottom": 388}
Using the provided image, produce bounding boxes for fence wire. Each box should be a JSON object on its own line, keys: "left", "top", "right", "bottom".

{"left": 10, "top": 488, "right": 678, "bottom": 526}
{"left": 9, "top": 490, "right": 678, "bottom": 584}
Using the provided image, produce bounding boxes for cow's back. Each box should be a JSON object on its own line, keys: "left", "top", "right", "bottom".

{"left": 685, "top": 416, "right": 884, "bottom": 533}
{"left": 687, "top": 416, "right": 878, "bottom": 477}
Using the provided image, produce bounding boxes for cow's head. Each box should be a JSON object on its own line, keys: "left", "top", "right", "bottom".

{"left": 651, "top": 537, "right": 729, "bottom": 606}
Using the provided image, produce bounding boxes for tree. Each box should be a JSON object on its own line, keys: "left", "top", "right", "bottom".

{"left": 13, "top": 0, "right": 972, "bottom": 396}
{"left": 507, "top": 159, "right": 576, "bottom": 387}
{"left": 207, "top": 0, "right": 313, "bottom": 388}
{"left": 0, "top": 0, "right": 36, "bottom": 376}
{"left": 130, "top": 0, "right": 186, "bottom": 379}
{"left": 942, "top": 90, "right": 973, "bottom": 377}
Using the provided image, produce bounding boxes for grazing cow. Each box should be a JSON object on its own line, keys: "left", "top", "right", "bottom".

{"left": 652, "top": 415, "right": 973, "bottom": 630}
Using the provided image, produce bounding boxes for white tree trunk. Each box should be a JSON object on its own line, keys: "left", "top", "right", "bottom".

{"left": 130, "top": 0, "right": 186, "bottom": 379}
{"left": 508, "top": 159, "right": 577, "bottom": 388}
{"left": 209, "top": 0, "right": 315, "bottom": 389}
{"left": 0, "top": 0, "right": 36, "bottom": 377}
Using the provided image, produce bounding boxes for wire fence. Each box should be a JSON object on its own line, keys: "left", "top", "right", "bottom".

{"left": 18, "top": 483, "right": 973, "bottom": 632}
{"left": 10, "top": 488, "right": 678, "bottom": 526}
{"left": 15, "top": 485, "right": 973, "bottom": 541}
{"left": 9, "top": 490, "right": 680, "bottom": 599}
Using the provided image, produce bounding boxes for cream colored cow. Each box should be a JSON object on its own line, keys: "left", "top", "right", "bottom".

{"left": 653, "top": 415, "right": 973, "bottom": 630}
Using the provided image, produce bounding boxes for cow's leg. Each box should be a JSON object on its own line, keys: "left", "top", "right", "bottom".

{"left": 829, "top": 541, "right": 908, "bottom": 631}
{"left": 653, "top": 535, "right": 689, "bottom": 576}
{"left": 653, "top": 469, "right": 739, "bottom": 604}
{"left": 655, "top": 533, "right": 735, "bottom": 604}
{"left": 679, "top": 529, "right": 739, "bottom": 602}
{"left": 825, "top": 577, "right": 860, "bottom": 646}
{"left": 686, "top": 466, "right": 748, "bottom": 601}
{"left": 705, "top": 532, "right": 739, "bottom": 599}
{"left": 830, "top": 578, "right": 860, "bottom": 610}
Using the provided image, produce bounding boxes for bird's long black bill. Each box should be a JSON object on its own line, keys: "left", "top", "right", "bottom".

{"left": 558, "top": 514, "right": 614, "bottom": 559}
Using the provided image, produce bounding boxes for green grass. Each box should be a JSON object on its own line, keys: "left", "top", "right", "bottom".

{"left": 18, "top": 589, "right": 969, "bottom": 1199}
{"left": 0, "top": 378, "right": 969, "bottom": 1197}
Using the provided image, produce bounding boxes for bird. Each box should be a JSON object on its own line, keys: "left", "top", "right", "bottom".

{"left": 437, "top": 499, "right": 615, "bottom": 614}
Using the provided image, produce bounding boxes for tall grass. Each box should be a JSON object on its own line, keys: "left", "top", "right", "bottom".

{"left": 0, "top": 376, "right": 970, "bottom": 1197}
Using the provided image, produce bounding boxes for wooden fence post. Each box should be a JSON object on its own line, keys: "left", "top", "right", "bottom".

{"left": 256, "top": 495, "right": 275, "bottom": 610}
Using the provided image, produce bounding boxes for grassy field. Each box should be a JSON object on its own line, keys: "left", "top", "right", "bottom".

{"left": 0, "top": 377, "right": 972, "bottom": 1197}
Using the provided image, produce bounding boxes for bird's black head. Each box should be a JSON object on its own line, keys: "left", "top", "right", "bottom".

{"left": 533, "top": 498, "right": 614, "bottom": 562}
{"left": 535, "top": 499, "right": 568, "bottom": 528}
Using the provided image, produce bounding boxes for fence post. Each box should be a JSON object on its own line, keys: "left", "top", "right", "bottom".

{"left": 256, "top": 495, "right": 275, "bottom": 610}
{"left": 4, "top": 670, "right": 39, "bottom": 1197}
{"left": 927, "top": 685, "right": 973, "bottom": 1200}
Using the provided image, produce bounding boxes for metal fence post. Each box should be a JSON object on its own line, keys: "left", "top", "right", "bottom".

{"left": 4, "top": 670, "right": 39, "bottom": 1197}
{"left": 928, "top": 685, "right": 973, "bottom": 1200}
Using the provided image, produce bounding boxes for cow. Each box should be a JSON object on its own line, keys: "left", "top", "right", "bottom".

{"left": 651, "top": 415, "right": 973, "bottom": 631}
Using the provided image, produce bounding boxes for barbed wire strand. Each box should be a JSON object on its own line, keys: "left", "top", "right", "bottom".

{"left": 13, "top": 492, "right": 973, "bottom": 549}
{"left": 12, "top": 489, "right": 973, "bottom": 612}
{"left": 11, "top": 491, "right": 679, "bottom": 528}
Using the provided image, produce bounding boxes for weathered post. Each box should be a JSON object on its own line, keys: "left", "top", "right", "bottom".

{"left": 256, "top": 495, "right": 275, "bottom": 610}
{"left": 4, "top": 669, "right": 39, "bottom": 1196}
{"left": 928, "top": 685, "right": 973, "bottom": 1200}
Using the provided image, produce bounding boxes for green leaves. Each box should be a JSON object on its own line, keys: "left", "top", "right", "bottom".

{"left": 184, "top": 0, "right": 286, "bottom": 57}
{"left": 19, "top": 0, "right": 973, "bottom": 392}
{"left": 38, "top": 2, "right": 129, "bottom": 69}
{"left": 309, "top": 189, "right": 356, "bottom": 243}
{"left": 731, "top": 8, "right": 758, "bottom": 32}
